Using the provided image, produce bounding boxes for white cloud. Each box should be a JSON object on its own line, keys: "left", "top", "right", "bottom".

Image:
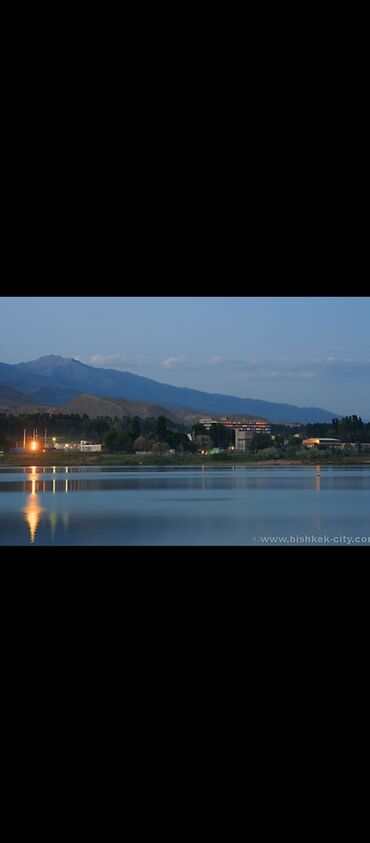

{"left": 75, "top": 353, "right": 370, "bottom": 385}
{"left": 162, "top": 356, "right": 190, "bottom": 369}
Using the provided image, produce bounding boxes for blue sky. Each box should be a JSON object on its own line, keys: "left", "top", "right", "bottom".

{"left": 0, "top": 297, "right": 369, "bottom": 417}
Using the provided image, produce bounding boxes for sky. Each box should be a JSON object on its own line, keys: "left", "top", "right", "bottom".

{"left": 0, "top": 296, "right": 369, "bottom": 418}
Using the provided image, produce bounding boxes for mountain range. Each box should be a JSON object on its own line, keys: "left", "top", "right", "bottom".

{"left": 0, "top": 383, "right": 200, "bottom": 426}
{"left": 0, "top": 384, "right": 47, "bottom": 414}
{"left": 0, "top": 355, "right": 341, "bottom": 423}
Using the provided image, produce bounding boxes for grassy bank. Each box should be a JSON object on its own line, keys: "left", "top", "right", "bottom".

{"left": 1, "top": 452, "right": 370, "bottom": 468}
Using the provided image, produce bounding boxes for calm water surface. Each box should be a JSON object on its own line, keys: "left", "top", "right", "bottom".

{"left": 0, "top": 465, "right": 369, "bottom": 546}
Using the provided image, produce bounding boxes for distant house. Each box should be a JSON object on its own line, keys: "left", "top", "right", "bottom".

{"left": 302, "top": 437, "right": 341, "bottom": 449}
{"left": 54, "top": 440, "right": 81, "bottom": 451}
{"left": 79, "top": 441, "right": 102, "bottom": 453}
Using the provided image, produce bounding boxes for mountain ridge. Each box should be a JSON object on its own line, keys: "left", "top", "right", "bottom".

{"left": 0, "top": 355, "right": 342, "bottom": 423}
{"left": 0, "top": 384, "right": 48, "bottom": 414}
{"left": 0, "top": 386, "right": 205, "bottom": 425}
{"left": 61, "top": 394, "right": 202, "bottom": 425}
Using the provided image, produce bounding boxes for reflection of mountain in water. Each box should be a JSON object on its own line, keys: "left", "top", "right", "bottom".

{"left": 23, "top": 467, "right": 44, "bottom": 544}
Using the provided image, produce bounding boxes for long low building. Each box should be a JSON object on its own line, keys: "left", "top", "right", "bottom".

{"left": 302, "top": 437, "right": 341, "bottom": 449}
{"left": 303, "top": 439, "right": 370, "bottom": 450}
{"left": 199, "top": 416, "right": 271, "bottom": 433}
{"left": 54, "top": 440, "right": 102, "bottom": 452}
{"left": 220, "top": 416, "right": 271, "bottom": 433}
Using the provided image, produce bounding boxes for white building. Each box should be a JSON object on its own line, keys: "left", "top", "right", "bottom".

{"left": 80, "top": 441, "right": 102, "bottom": 452}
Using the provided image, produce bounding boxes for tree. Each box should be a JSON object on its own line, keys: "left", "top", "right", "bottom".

{"left": 131, "top": 416, "right": 141, "bottom": 439}
{"left": 195, "top": 434, "right": 213, "bottom": 452}
{"left": 256, "top": 447, "right": 279, "bottom": 459}
{"left": 192, "top": 424, "right": 206, "bottom": 438}
{"left": 0, "top": 430, "right": 8, "bottom": 451}
{"left": 156, "top": 416, "right": 168, "bottom": 440}
{"left": 250, "top": 433, "right": 273, "bottom": 452}
{"left": 208, "top": 423, "right": 234, "bottom": 449}
{"left": 103, "top": 430, "right": 134, "bottom": 453}
{"left": 152, "top": 441, "right": 170, "bottom": 454}
{"left": 133, "top": 436, "right": 151, "bottom": 452}
{"left": 103, "top": 430, "right": 119, "bottom": 452}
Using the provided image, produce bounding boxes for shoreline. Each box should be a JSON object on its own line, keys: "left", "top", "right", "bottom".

{"left": 1, "top": 454, "right": 370, "bottom": 468}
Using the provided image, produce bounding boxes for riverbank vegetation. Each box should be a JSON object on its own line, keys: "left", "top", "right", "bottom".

{"left": 1, "top": 412, "right": 369, "bottom": 466}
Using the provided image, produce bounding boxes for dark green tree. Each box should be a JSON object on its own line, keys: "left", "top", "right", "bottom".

{"left": 208, "top": 423, "right": 234, "bottom": 449}
{"left": 156, "top": 416, "right": 168, "bottom": 440}
{"left": 195, "top": 434, "right": 213, "bottom": 452}
{"left": 250, "top": 433, "right": 273, "bottom": 452}
{"left": 133, "top": 436, "right": 151, "bottom": 452}
{"left": 103, "top": 430, "right": 134, "bottom": 453}
{"left": 131, "top": 416, "right": 141, "bottom": 439}
{"left": 0, "top": 430, "right": 8, "bottom": 451}
{"left": 152, "top": 441, "right": 170, "bottom": 454}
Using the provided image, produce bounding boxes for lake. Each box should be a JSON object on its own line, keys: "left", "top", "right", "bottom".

{"left": 0, "top": 465, "right": 369, "bottom": 546}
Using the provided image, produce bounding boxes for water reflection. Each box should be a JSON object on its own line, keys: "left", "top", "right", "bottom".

{"left": 49, "top": 510, "right": 58, "bottom": 539}
{"left": 23, "top": 466, "right": 43, "bottom": 544}
{"left": 0, "top": 465, "right": 368, "bottom": 546}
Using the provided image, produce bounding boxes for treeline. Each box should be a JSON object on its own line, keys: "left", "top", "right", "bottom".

{"left": 103, "top": 415, "right": 194, "bottom": 453}
{"left": 0, "top": 412, "right": 114, "bottom": 444}
{"left": 1, "top": 412, "right": 369, "bottom": 454}
{"left": 271, "top": 416, "right": 370, "bottom": 443}
{"left": 0, "top": 412, "right": 192, "bottom": 453}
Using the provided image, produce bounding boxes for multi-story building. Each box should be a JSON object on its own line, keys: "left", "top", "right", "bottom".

{"left": 199, "top": 416, "right": 270, "bottom": 434}
{"left": 198, "top": 415, "right": 270, "bottom": 451}
{"left": 220, "top": 416, "right": 271, "bottom": 434}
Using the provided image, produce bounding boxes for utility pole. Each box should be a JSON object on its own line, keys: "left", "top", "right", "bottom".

{"left": 23, "top": 429, "right": 26, "bottom": 449}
